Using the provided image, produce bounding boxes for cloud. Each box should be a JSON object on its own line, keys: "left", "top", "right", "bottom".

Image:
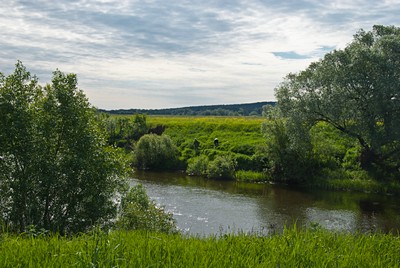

{"left": 1, "top": 0, "right": 400, "bottom": 109}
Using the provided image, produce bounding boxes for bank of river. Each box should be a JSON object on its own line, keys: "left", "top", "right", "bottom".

{"left": 131, "top": 170, "right": 400, "bottom": 236}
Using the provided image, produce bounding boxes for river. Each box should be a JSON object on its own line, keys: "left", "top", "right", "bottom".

{"left": 131, "top": 170, "right": 400, "bottom": 236}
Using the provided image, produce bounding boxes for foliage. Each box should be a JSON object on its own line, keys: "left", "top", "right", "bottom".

{"left": 310, "top": 122, "right": 356, "bottom": 169}
{"left": 135, "top": 134, "right": 180, "bottom": 170}
{"left": 115, "top": 184, "right": 177, "bottom": 234}
{"left": 101, "top": 113, "right": 149, "bottom": 148}
{"left": 206, "top": 155, "right": 237, "bottom": 180}
{"left": 275, "top": 25, "right": 400, "bottom": 175}
{"left": 261, "top": 119, "right": 317, "bottom": 182}
{"left": 187, "top": 155, "right": 209, "bottom": 176}
{"left": 1, "top": 228, "right": 400, "bottom": 267}
{"left": 0, "top": 62, "right": 128, "bottom": 234}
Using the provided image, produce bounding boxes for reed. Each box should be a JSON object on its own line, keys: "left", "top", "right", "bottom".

{"left": 1, "top": 228, "right": 399, "bottom": 267}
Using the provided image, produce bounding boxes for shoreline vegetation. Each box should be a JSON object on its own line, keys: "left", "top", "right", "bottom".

{"left": 102, "top": 114, "right": 400, "bottom": 196}
{"left": 1, "top": 227, "right": 400, "bottom": 267}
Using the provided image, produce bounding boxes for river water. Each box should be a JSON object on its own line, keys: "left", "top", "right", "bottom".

{"left": 131, "top": 170, "right": 400, "bottom": 236}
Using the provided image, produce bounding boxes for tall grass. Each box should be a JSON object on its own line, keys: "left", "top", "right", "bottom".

{"left": 1, "top": 228, "right": 400, "bottom": 267}
{"left": 235, "top": 170, "right": 270, "bottom": 182}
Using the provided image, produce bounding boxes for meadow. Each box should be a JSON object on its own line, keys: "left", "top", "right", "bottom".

{"left": 147, "top": 116, "right": 266, "bottom": 156}
{"left": 1, "top": 227, "right": 399, "bottom": 267}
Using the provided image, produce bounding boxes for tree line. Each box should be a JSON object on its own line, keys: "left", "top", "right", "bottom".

{"left": 99, "top": 101, "right": 275, "bottom": 116}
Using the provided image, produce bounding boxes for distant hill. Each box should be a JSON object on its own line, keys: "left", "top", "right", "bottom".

{"left": 99, "top": 101, "right": 276, "bottom": 116}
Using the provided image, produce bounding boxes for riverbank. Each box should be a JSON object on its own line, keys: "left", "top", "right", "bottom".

{"left": 1, "top": 227, "right": 399, "bottom": 267}
{"left": 105, "top": 115, "right": 400, "bottom": 195}
{"left": 235, "top": 169, "right": 400, "bottom": 195}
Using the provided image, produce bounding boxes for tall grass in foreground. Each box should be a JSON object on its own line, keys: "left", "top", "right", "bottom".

{"left": 1, "top": 228, "right": 399, "bottom": 267}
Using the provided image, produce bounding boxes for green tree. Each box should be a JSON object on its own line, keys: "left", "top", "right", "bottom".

{"left": 135, "top": 134, "right": 179, "bottom": 170}
{"left": 275, "top": 25, "right": 400, "bottom": 173}
{"left": 0, "top": 62, "right": 128, "bottom": 233}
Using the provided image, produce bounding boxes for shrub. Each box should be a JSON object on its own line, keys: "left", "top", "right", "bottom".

{"left": 342, "top": 147, "right": 362, "bottom": 170}
{"left": 234, "top": 153, "right": 253, "bottom": 170}
{"left": 187, "top": 155, "right": 209, "bottom": 176}
{"left": 207, "top": 155, "right": 237, "bottom": 180}
{"left": 116, "top": 184, "right": 177, "bottom": 234}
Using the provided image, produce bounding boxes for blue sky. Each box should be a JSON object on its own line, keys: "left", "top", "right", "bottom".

{"left": 1, "top": 0, "right": 400, "bottom": 109}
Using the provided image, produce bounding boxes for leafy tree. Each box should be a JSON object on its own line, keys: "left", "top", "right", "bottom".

{"left": 275, "top": 25, "right": 400, "bottom": 173}
{"left": 0, "top": 62, "right": 128, "bottom": 233}
{"left": 135, "top": 134, "right": 179, "bottom": 170}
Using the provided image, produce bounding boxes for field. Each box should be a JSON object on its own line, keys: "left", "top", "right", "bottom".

{"left": 1, "top": 227, "right": 399, "bottom": 267}
{"left": 147, "top": 116, "right": 266, "bottom": 156}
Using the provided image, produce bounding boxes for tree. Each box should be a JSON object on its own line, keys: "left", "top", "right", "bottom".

{"left": 135, "top": 134, "right": 179, "bottom": 170}
{"left": 275, "top": 25, "right": 400, "bottom": 172}
{"left": 0, "top": 62, "right": 128, "bottom": 233}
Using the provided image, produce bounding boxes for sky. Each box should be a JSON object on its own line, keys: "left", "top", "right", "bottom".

{"left": 1, "top": 0, "right": 400, "bottom": 109}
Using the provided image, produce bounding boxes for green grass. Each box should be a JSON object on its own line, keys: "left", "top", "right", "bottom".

{"left": 147, "top": 116, "right": 265, "bottom": 156}
{"left": 235, "top": 170, "right": 270, "bottom": 182}
{"left": 1, "top": 228, "right": 400, "bottom": 267}
{"left": 308, "top": 168, "right": 400, "bottom": 195}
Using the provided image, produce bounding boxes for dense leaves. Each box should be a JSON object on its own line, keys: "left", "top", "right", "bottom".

{"left": 115, "top": 184, "right": 177, "bottom": 234}
{"left": 135, "top": 134, "right": 179, "bottom": 170}
{"left": 275, "top": 25, "right": 400, "bottom": 176}
{"left": 0, "top": 62, "right": 128, "bottom": 234}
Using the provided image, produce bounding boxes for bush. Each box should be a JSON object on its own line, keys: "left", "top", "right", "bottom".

{"left": 135, "top": 134, "right": 179, "bottom": 170}
{"left": 234, "top": 154, "right": 254, "bottom": 170}
{"left": 116, "top": 184, "right": 177, "bottom": 234}
{"left": 342, "top": 147, "right": 362, "bottom": 170}
{"left": 187, "top": 155, "right": 209, "bottom": 176}
{"left": 206, "top": 155, "right": 236, "bottom": 180}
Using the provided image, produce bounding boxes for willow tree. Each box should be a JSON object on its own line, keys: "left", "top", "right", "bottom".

{"left": 275, "top": 25, "right": 400, "bottom": 171}
{"left": 0, "top": 62, "right": 128, "bottom": 233}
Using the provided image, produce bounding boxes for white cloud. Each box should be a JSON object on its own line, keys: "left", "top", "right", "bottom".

{"left": 1, "top": 0, "right": 400, "bottom": 109}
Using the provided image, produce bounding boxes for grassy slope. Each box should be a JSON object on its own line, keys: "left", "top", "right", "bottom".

{"left": 1, "top": 228, "right": 399, "bottom": 267}
{"left": 147, "top": 116, "right": 265, "bottom": 150}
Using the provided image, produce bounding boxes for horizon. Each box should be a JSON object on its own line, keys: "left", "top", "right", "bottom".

{"left": 100, "top": 100, "right": 275, "bottom": 111}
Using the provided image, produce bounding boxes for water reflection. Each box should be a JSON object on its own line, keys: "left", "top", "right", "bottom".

{"left": 131, "top": 170, "right": 400, "bottom": 236}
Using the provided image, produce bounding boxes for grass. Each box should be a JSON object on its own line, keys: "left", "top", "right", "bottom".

{"left": 235, "top": 170, "right": 270, "bottom": 182}
{"left": 1, "top": 227, "right": 400, "bottom": 267}
{"left": 308, "top": 168, "right": 400, "bottom": 195}
{"left": 147, "top": 116, "right": 265, "bottom": 155}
